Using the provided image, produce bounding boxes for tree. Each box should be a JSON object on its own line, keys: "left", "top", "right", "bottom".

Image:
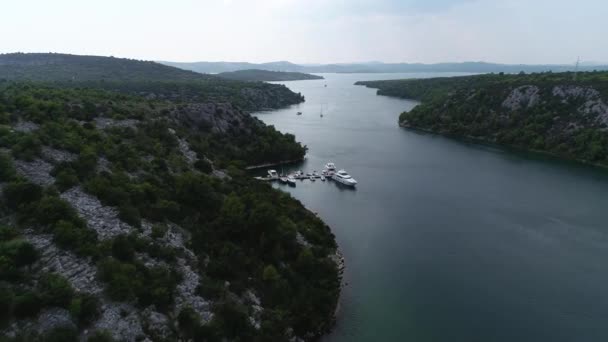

{"left": 70, "top": 293, "right": 101, "bottom": 327}
{"left": 0, "top": 285, "right": 14, "bottom": 320}
{"left": 14, "top": 241, "right": 39, "bottom": 268}
{"left": 87, "top": 330, "right": 116, "bottom": 342}
{"left": 38, "top": 273, "right": 74, "bottom": 308}
{"left": 111, "top": 235, "right": 135, "bottom": 262}
{"left": 0, "top": 152, "right": 16, "bottom": 182}
{"left": 177, "top": 307, "right": 200, "bottom": 338}
{"left": 3, "top": 180, "right": 43, "bottom": 210}
{"left": 13, "top": 292, "right": 41, "bottom": 318}
{"left": 262, "top": 265, "right": 280, "bottom": 283}
{"left": 44, "top": 326, "right": 79, "bottom": 342}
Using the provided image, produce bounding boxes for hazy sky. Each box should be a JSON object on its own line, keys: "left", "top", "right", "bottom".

{"left": 2, "top": 0, "right": 607, "bottom": 64}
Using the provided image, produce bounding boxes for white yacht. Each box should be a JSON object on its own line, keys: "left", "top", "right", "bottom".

{"left": 324, "top": 162, "right": 337, "bottom": 176}
{"left": 267, "top": 169, "right": 279, "bottom": 180}
{"left": 287, "top": 175, "right": 296, "bottom": 186}
{"left": 332, "top": 170, "right": 357, "bottom": 187}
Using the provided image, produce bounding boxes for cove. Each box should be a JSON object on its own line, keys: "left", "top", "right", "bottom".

{"left": 254, "top": 73, "right": 608, "bottom": 342}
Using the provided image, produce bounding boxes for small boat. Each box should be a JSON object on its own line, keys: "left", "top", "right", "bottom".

{"left": 267, "top": 169, "right": 279, "bottom": 180}
{"left": 287, "top": 176, "right": 296, "bottom": 186}
{"left": 306, "top": 172, "right": 312, "bottom": 177}
{"left": 297, "top": 111, "right": 302, "bottom": 115}
{"left": 320, "top": 175, "right": 326, "bottom": 181}
{"left": 312, "top": 170, "right": 319, "bottom": 177}
{"left": 309, "top": 175, "right": 316, "bottom": 181}
{"left": 279, "top": 176, "right": 288, "bottom": 184}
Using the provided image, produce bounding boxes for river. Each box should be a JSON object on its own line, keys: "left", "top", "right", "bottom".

{"left": 253, "top": 73, "right": 608, "bottom": 342}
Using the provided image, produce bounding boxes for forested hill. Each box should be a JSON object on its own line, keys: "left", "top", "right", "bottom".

{"left": 0, "top": 55, "right": 340, "bottom": 341}
{"left": 0, "top": 53, "right": 304, "bottom": 111}
{"left": 357, "top": 72, "right": 608, "bottom": 166}
{"left": 0, "top": 53, "right": 213, "bottom": 82}
{"left": 217, "top": 69, "right": 323, "bottom": 82}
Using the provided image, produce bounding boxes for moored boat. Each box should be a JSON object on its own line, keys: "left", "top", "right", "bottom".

{"left": 332, "top": 169, "right": 357, "bottom": 187}
{"left": 324, "top": 162, "right": 337, "bottom": 176}
{"left": 267, "top": 169, "right": 279, "bottom": 180}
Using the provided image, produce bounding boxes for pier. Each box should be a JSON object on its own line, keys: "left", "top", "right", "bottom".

{"left": 254, "top": 173, "right": 325, "bottom": 182}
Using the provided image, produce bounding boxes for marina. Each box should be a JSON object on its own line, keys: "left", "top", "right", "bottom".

{"left": 254, "top": 162, "right": 357, "bottom": 187}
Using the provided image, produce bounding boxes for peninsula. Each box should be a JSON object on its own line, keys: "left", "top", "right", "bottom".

{"left": 217, "top": 69, "right": 323, "bottom": 82}
{"left": 0, "top": 53, "right": 340, "bottom": 341}
{"left": 357, "top": 72, "right": 608, "bottom": 167}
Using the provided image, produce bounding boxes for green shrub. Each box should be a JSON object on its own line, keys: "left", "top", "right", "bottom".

{"left": 13, "top": 292, "right": 41, "bottom": 318}
{"left": 0, "top": 225, "right": 18, "bottom": 241}
{"left": 0, "top": 285, "right": 14, "bottom": 320}
{"left": 151, "top": 224, "right": 168, "bottom": 239}
{"left": 52, "top": 220, "right": 98, "bottom": 255}
{"left": 70, "top": 293, "right": 101, "bottom": 327}
{"left": 38, "top": 273, "right": 74, "bottom": 308}
{"left": 3, "top": 180, "right": 43, "bottom": 210}
{"left": 117, "top": 204, "right": 141, "bottom": 228}
{"left": 0, "top": 152, "right": 16, "bottom": 182}
{"left": 87, "top": 330, "right": 116, "bottom": 342}
{"left": 54, "top": 168, "right": 79, "bottom": 192}
{"left": 111, "top": 235, "right": 135, "bottom": 262}
{"left": 44, "top": 326, "right": 79, "bottom": 342}
{"left": 11, "top": 135, "right": 41, "bottom": 161}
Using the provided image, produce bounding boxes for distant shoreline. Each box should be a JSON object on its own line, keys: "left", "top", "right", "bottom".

{"left": 399, "top": 123, "right": 608, "bottom": 171}
{"left": 245, "top": 157, "right": 305, "bottom": 170}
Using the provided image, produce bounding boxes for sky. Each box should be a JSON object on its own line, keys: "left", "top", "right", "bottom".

{"left": 2, "top": 0, "right": 607, "bottom": 64}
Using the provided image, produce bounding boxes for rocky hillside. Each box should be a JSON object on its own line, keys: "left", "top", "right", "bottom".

{"left": 0, "top": 74, "right": 340, "bottom": 340}
{"left": 217, "top": 69, "right": 323, "bottom": 82}
{"left": 0, "top": 53, "right": 305, "bottom": 111}
{"left": 358, "top": 72, "right": 608, "bottom": 166}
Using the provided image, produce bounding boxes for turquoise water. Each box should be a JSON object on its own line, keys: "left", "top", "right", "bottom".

{"left": 254, "top": 73, "right": 608, "bottom": 342}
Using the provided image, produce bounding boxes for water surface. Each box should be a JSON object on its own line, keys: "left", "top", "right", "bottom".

{"left": 254, "top": 73, "right": 608, "bottom": 342}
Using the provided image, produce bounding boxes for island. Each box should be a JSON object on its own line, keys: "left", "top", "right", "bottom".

{"left": 0, "top": 53, "right": 340, "bottom": 341}
{"left": 356, "top": 71, "right": 608, "bottom": 167}
{"left": 217, "top": 69, "right": 324, "bottom": 82}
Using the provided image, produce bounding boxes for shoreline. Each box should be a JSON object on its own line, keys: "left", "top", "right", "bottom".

{"left": 399, "top": 122, "right": 608, "bottom": 171}
{"left": 245, "top": 157, "right": 305, "bottom": 170}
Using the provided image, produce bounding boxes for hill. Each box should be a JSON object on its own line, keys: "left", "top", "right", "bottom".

{"left": 161, "top": 60, "right": 608, "bottom": 74}
{"left": 0, "top": 53, "right": 305, "bottom": 111}
{"left": 217, "top": 69, "right": 323, "bottom": 82}
{"left": 357, "top": 72, "right": 608, "bottom": 167}
{"left": 0, "top": 55, "right": 340, "bottom": 341}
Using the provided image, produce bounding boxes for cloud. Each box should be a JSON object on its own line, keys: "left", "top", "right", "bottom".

{"left": 1, "top": 0, "right": 607, "bottom": 64}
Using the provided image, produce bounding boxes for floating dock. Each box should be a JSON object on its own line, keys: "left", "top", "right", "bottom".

{"left": 255, "top": 174, "right": 325, "bottom": 181}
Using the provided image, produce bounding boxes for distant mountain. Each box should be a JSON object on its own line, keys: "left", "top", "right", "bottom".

{"left": 0, "top": 53, "right": 304, "bottom": 111}
{"left": 0, "top": 52, "right": 215, "bottom": 82}
{"left": 217, "top": 69, "right": 323, "bottom": 82}
{"left": 161, "top": 60, "right": 608, "bottom": 74}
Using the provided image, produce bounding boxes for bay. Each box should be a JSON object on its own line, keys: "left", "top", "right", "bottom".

{"left": 254, "top": 73, "right": 608, "bottom": 342}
